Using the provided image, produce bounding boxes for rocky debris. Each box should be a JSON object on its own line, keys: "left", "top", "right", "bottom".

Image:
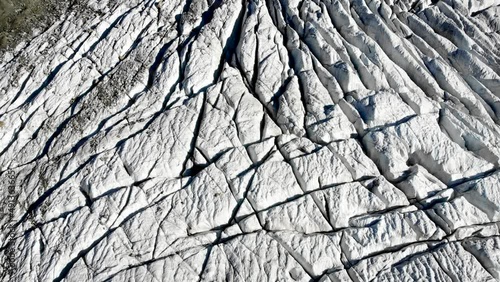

{"left": 1, "top": 0, "right": 500, "bottom": 281}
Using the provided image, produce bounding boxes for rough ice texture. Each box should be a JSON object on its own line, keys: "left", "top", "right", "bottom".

{"left": 1, "top": 0, "right": 500, "bottom": 281}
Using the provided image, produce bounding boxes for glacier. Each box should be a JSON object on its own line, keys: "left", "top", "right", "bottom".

{"left": 1, "top": 0, "right": 500, "bottom": 281}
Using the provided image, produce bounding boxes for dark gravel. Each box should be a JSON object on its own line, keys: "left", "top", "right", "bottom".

{"left": 0, "top": 0, "right": 73, "bottom": 50}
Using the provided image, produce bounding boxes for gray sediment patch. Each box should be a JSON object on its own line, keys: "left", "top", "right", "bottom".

{"left": 0, "top": 0, "right": 72, "bottom": 49}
